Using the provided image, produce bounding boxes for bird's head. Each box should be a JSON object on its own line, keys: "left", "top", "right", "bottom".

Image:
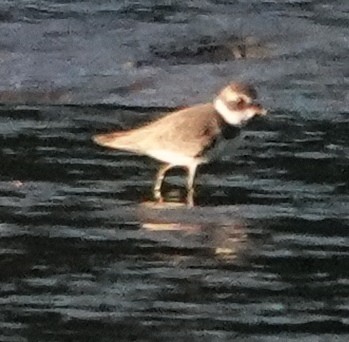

{"left": 214, "top": 82, "right": 267, "bottom": 125}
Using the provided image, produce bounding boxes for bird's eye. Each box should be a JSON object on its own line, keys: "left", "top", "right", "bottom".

{"left": 236, "top": 98, "right": 247, "bottom": 110}
{"left": 226, "top": 99, "right": 246, "bottom": 111}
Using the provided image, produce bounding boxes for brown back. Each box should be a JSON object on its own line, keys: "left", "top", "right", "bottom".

{"left": 104, "top": 103, "right": 229, "bottom": 157}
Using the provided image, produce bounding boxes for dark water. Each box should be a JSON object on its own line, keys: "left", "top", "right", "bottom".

{"left": 0, "top": 0, "right": 349, "bottom": 341}
{"left": 1, "top": 104, "right": 348, "bottom": 341}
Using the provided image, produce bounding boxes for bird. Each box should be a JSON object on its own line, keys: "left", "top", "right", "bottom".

{"left": 93, "top": 82, "right": 267, "bottom": 202}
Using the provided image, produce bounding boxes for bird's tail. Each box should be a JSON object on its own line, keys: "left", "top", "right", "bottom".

{"left": 92, "top": 131, "right": 136, "bottom": 151}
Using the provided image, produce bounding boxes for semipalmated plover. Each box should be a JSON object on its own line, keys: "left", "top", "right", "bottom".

{"left": 93, "top": 82, "right": 267, "bottom": 201}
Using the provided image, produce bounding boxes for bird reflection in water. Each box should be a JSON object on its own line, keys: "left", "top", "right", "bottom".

{"left": 137, "top": 200, "right": 251, "bottom": 262}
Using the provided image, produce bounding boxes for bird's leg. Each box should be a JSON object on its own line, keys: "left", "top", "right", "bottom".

{"left": 186, "top": 164, "right": 198, "bottom": 206}
{"left": 154, "top": 163, "right": 173, "bottom": 201}
{"left": 186, "top": 188, "right": 194, "bottom": 207}
{"left": 187, "top": 164, "right": 198, "bottom": 190}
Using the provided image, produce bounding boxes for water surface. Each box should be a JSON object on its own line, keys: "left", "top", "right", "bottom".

{"left": 0, "top": 0, "right": 349, "bottom": 341}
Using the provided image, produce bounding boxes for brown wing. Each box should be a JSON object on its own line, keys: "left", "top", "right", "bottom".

{"left": 93, "top": 103, "right": 223, "bottom": 156}
{"left": 128, "top": 103, "right": 223, "bottom": 157}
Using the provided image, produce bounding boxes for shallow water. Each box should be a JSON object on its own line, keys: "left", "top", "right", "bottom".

{"left": 1, "top": 104, "right": 348, "bottom": 341}
{"left": 0, "top": 0, "right": 349, "bottom": 341}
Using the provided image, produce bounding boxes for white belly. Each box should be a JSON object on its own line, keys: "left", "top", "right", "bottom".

{"left": 148, "top": 149, "right": 200, "bottom": 167}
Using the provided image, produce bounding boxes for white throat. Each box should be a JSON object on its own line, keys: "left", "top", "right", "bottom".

{"left": 214, "top": 98, "right": 244, "bottom": 126}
